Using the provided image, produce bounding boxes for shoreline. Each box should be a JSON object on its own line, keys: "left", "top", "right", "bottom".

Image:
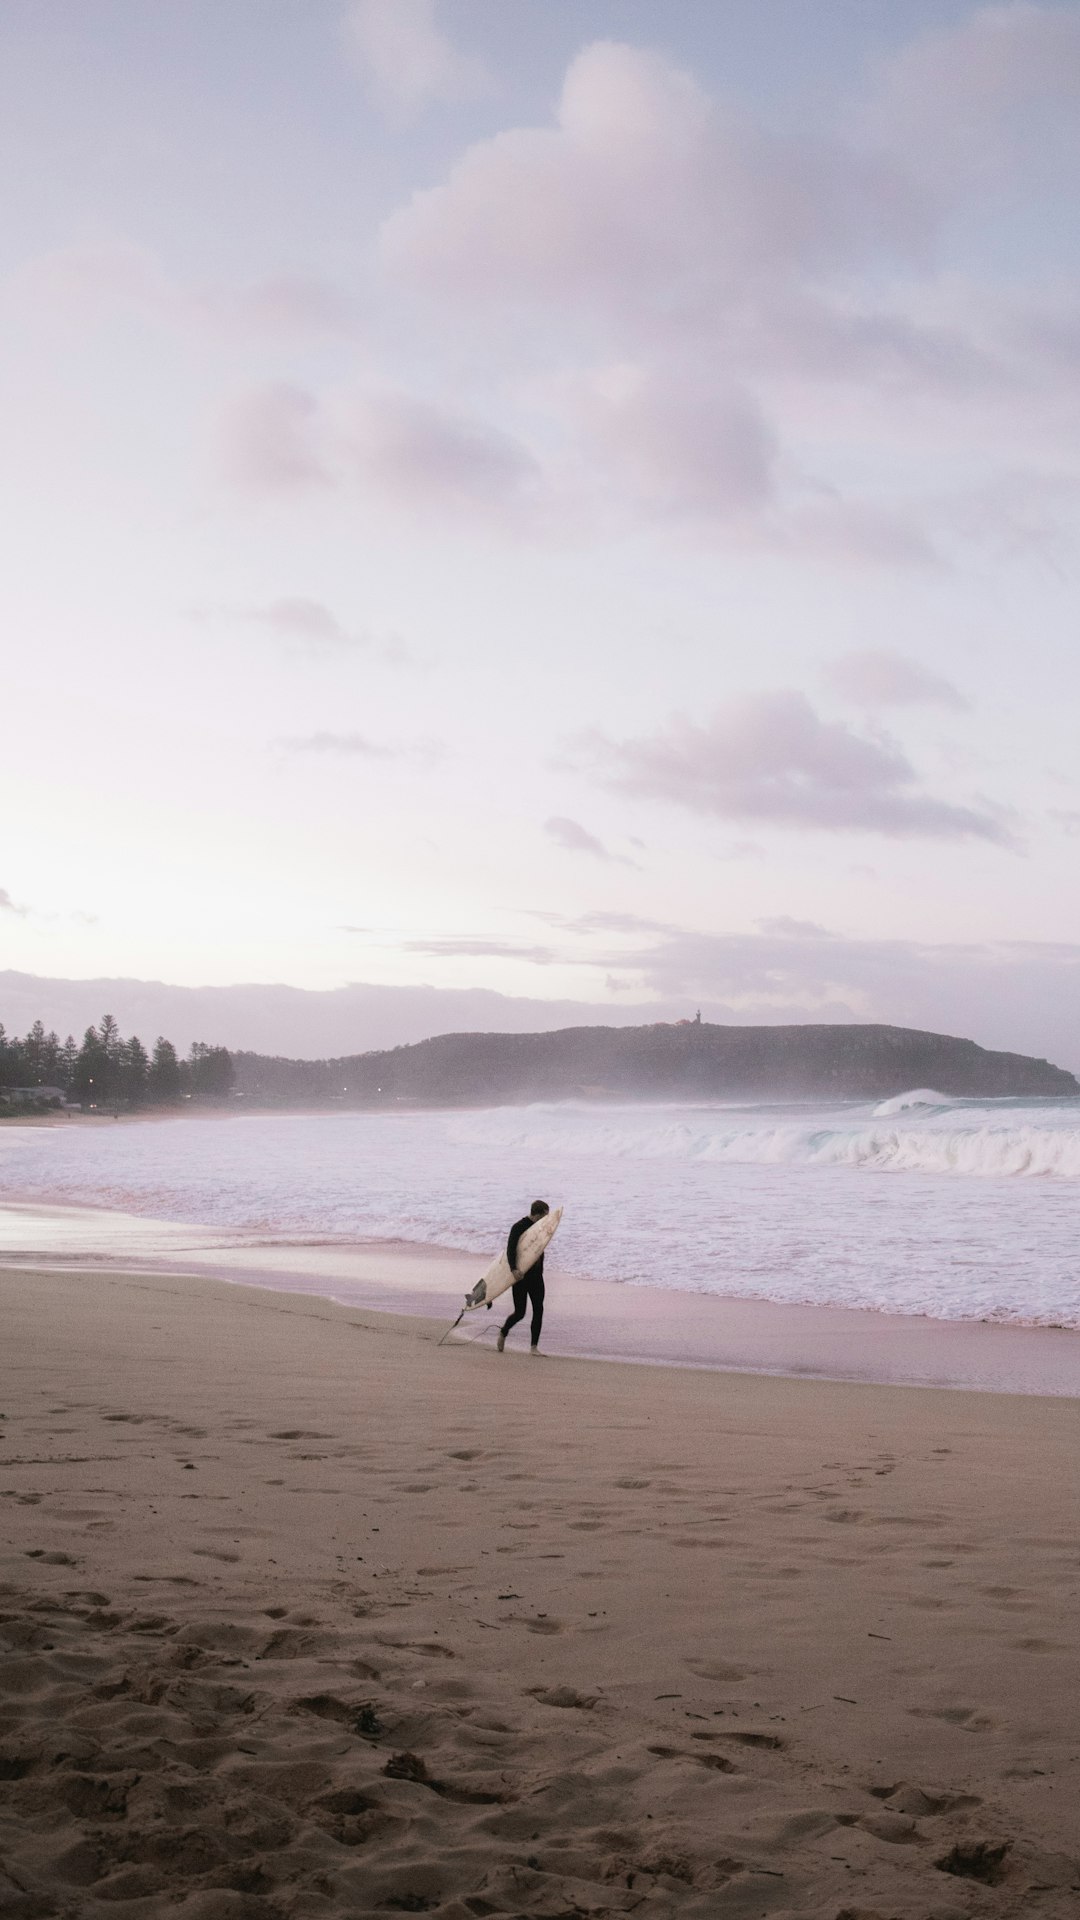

{"left": 1, "top": 1258, "right": 1078, "bottom": 1915}
{"left": 3, "top": 1196, "right": 1080, "bottom": 1397}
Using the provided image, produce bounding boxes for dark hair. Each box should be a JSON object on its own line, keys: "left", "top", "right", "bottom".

{"left": 530, "top": 1199, "right": 550, "bottom": 1218}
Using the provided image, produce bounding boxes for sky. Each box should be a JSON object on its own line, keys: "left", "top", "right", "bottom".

{"left": 3, "top": 1, "right": 1080, "bottom": 1064}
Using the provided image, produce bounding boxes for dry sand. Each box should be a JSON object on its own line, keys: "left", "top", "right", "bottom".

{"left": 0, "top": 1264, "right": 1078, "bottom": 1919}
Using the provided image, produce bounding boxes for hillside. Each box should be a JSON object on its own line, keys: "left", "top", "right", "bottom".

{"left": 233, "top": 1021, "right": 1079, "bottom": 1106}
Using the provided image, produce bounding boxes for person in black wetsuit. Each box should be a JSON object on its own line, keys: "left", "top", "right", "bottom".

{"left": 496, "top": 1200, "right": 550, "bottom": 1354}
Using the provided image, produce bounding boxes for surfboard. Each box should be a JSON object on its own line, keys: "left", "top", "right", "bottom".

{"left": 465, "top": 1206, "right": 563, "bottom": 1312}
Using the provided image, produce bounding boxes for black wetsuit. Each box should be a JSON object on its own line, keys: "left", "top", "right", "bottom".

{"left": 500, "top": 1215, "right": 545, "bottom": 1346}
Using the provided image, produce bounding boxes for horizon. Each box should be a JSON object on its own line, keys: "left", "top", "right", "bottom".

{"left": 2, "top": 966, "right": 1078, "bottom": 1075}
{"left": 5, "top": 4, "right": 1080, "bottom": 1067}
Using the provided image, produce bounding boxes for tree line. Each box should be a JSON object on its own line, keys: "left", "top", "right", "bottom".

{"left": 0, "top": 1015, "right": 235, "bottom": 1110}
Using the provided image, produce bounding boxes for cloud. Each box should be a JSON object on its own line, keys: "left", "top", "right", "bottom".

{"left": 381, "top": 40, "right": 926, "bottom": 316}
{"left": 543, "top": 816, "right": 640, "bottom": 866}
{"left": 219, "top": 383, "right": 329, "bottom": 491}
{"left": 757, "top": 916, "right": 832, "bottom": 939}
{"left": 582, "top": 691, "right": 1010, "bottom": 842}
{"left": 1049, "top": 808, "right": 1080, "bottom": 836}
{"left": 13, "top": 241, "right": 360, "bottom": 344}
{"left": 345, "top": 0, "right": 493, "bottom": 116}
{"left": 278, "top": 731, "right": 393, "bottom": 757}
{"left": 825, "top": 649, "right": 970, "bottom": 712}
{"left": 0, "top": 888, "right": 27, "bottom": 915}
{"left": 278, "top": 729, "right": 446, "bottom": 764}
{"left": 562, "top": 363, "right": 778, "bottom": 524}
{"left": 230, "top": 275, "right": 360, "bottom": 338}
{"left": 547, "top": 910, "right": 675, "bottom": 937}
{"left": 401, "top": 938, "right": 556, "bottom": 965}
{"left": 242, "top": 598, "right": 359, "bottom": 652}
{"left": 866, "top": 3, "right": 1080, "bottom": 192}
{"left": 343, "top": 389, "right": 538, "bottom": 516}
{"left": 220, "top": 383, "right": 538, "bottom": 522}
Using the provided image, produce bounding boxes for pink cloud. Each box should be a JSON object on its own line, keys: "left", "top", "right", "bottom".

{"left": 866, "top": 3, "right": 1080, "bottom": 190}
{"left": 219, "top": 383, "right": 329, "bottom": 490}
{"left": 345, "top": 0, "right": 493, "bottom": 116}
{"left": 544, "top": 817, "right": 639, "bottom": 867}
{"left": 583, "top": 690, "right": 1010, "bottom": 842}
{"left": 563, "top": 364, "right": 778, "bottom": 523}
{"left": 825, "top": 650, "right": 970, "bottom": 712}
{"left": 343, "top": 389, "right": 537, "bottom": 515}
{"left": 381, "top": 40, "right": 927, "bottom": 320}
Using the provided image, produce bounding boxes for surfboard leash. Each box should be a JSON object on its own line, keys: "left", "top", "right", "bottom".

{"left": 437, "top": 1307, "right": 467, "bottom": 1347}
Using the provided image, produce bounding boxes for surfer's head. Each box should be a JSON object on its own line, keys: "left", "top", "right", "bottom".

{"left": 530, "top": 1200, "right": 550, "bottom": 1219}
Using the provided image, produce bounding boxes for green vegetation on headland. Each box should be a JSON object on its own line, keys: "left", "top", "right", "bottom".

{"left": 3, "top": 1015, "right": 1076, "bottom": 1115}
{"left": 0, "top": 1016, "right": 234, "bottom": 1113}
{"left": 235, "top": 1021, "right": 1078, "bottom": 1106}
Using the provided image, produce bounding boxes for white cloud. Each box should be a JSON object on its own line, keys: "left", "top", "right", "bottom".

{"left": 345, "top": 0, "right": 492, "bottom": 116}
{"left": 582, "top": 690, "right": 1010, "bottom": 842}
{"left": 825, "top": 649, "right": 970, "bottom": 712}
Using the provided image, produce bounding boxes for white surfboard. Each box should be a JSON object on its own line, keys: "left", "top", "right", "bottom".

{"left": 465, "top": 1206, "right": 563, "bottom": 1312}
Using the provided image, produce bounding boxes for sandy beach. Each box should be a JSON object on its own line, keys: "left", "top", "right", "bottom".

{"left": 1, "top": 1263, "right": 1078, "bottom": 1918}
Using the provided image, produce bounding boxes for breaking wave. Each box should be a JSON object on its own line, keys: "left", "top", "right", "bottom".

{"left": 452, "top": 1096, "right": 1080, "bottom": 1179}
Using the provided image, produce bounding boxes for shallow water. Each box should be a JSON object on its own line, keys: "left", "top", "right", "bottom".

{"left": 2, "top": 1093, "right": 1080, "bottom": 1327}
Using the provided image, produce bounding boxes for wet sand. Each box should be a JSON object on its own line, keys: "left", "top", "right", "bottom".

{"left": 3, "top": 1199, "right": 1080, "bottom": 1396}
{"left": 1, "top": 1259, "right": 1078, "bottom": 1918}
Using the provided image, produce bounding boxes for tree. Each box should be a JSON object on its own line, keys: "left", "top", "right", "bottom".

{"left": 147, "top": 1037, "right": 182, "bottom": 1104}
{"left": 120, "top": 1036, "right": 149, "bottom": 1107}
{"left": 94, "top": 1014, "right": 124, "bottom": 1106}
{"left": 60, "top": 1036, "right": 78, "bottom": 1093}
{"left": 188, "top": 1042, "right": 235, "bottom": 1102}
{"left": 73, "top": 1027, "right": 109, "bottom": 1107}
{"left": 23, "top": 1020, "right": 47, "bottom": 1084}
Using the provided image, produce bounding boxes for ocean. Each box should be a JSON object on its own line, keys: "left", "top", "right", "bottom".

{"left": 2, "top": 1090, "right": 1080, "bottom": 1328}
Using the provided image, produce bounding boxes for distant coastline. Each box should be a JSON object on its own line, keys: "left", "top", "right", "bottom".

{"left": 4, "top": 1014, "right": 1076, "bottom": 1115}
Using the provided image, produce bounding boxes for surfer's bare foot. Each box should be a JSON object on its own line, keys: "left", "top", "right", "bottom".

{"left": 529, "top": 1345, "right": 542, "bottom": 1356}
{"left": 496, "top": 1332, "right": 505, "bottom": 1352}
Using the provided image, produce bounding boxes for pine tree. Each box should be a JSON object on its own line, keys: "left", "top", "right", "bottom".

{"left": 97, "top": 1014, "right": 122, "bottom": 1106}
{"left": 60, "top": 1037, "right": 78, "bottom": 1094}
{"left": 24, "top": 1020, "right": 47, "bottom": 1084}
{"left": 121, "top": 1036, "right": 149, "bottom": 1107}
{"left": 73, "top": 1027, "right": 108, "bottom": 1107}
{"left": 147, "top": 1037, "right": 182, "bottom": 1104}
{"left": 188, "top": 1042, "right": 235, "bottom": 1102}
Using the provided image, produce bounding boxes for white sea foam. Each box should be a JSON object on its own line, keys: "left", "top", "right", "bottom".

{"left": 872, "top": 1087, "right": 949, "bottom": 1116}
{"left": 2, "top": 1097, "right": 1080, "bottom": 1326}
{"left": 450, "top": 1098, "right": 1080, "bottom": 1179}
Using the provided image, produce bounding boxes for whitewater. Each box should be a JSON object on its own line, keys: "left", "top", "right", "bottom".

{"left": 2, "top": 1091, "right": 1080, "bottom": 1327}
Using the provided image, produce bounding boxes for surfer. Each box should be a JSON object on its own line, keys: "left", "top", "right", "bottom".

{"left": 497, "top": 1200, "right": 550, "bottom": 1355}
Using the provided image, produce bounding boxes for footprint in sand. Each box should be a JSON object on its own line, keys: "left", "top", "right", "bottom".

{"left": 908, "top": 1704, "right": 998, "bottom": 1731}
{"left": 528, "top": 1684, "right": 598, "bottom": 1709}
{"left": 684, "top": 1657, "right": 748, "bottom": 1683}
